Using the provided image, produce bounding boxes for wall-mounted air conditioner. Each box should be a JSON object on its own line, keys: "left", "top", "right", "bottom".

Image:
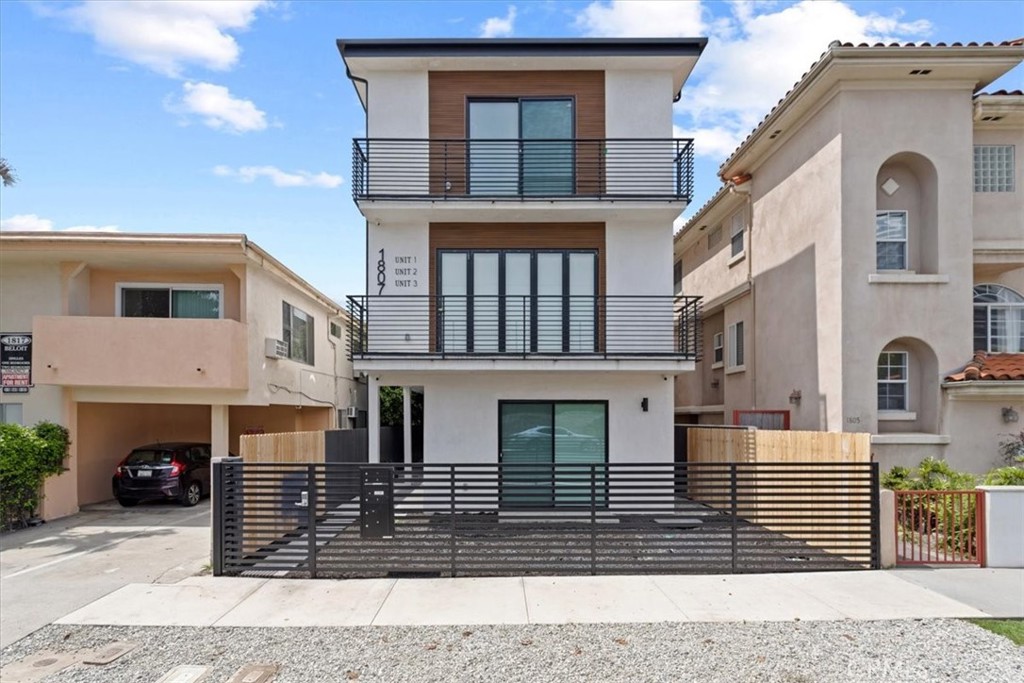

{"left": 345, "top": 406, "right": 359, "bottom": 419}
{"left": 264, "top": 338, "right": 288, "bottom": 359}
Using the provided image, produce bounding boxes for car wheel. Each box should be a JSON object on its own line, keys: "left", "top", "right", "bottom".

{"left": 117, "top": 497, "right": 138, "bottom": 508}
{"left": 181, "top": 481, "right": 202, "bottom": 507}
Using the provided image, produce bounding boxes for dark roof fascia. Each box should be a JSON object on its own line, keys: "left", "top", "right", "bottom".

{"left": 335, "top": 38, "right": 708, "bottom": 61}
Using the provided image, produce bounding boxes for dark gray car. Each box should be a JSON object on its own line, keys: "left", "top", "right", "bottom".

{"left": 112, "top": 443, "right": 212, "bottom": 507}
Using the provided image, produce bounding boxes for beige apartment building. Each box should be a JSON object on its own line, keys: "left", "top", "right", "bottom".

{"left": 674, "top": 40, "right": 1024, "bottom": 473}
{"left": 0, "top": 233, "right": 362, "bottom": 519}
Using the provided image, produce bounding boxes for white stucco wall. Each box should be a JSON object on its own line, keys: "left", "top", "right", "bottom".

{"left": 980, "top": 486, "right": 1024, "bottom": 568}
{"left": 365, "top": 71, "right": 429, "bottom": 195}
{"left": 373, "top": 371, "right": 674, "bottom": 465}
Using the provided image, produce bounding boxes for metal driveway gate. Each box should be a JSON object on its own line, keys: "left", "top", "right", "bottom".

{"left": 213, "top": 461, "right": 879, "bottom": 577}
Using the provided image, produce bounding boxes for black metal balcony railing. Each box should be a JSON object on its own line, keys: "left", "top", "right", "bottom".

{"left": 351, "top": 138, "right": 694, "bottom": 202}
{"left": 347, "top": 295, "right": 701, "bottom": 361}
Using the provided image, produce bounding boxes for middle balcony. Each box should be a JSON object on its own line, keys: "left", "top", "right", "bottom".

{"left": 351, "top": 138, "right": 695, "bottom": 204}
{"left": 347, "top": 294, "right": 701, "bottom": 372}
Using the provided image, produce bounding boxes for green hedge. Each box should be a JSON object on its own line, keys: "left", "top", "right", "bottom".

{"left": 0, "top": 421, "right": 70, "bottom": 530}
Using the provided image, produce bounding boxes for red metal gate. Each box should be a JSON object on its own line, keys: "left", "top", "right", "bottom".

{"left": 894, "top": 490, "right": 985, "bottom": 566}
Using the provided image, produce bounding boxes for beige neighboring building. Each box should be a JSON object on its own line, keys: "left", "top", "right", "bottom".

{"left": 674, "top": 40, "right": 1024, "bottom": 473}
{"left": 0, "top": 232, "right": 363, "bottom": 519}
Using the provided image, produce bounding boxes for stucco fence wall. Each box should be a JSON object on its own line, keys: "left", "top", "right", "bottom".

{"left": 979, "top": 486, "right": 1024, "bottom": 568}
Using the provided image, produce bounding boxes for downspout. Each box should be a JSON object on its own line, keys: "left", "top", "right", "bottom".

{"left": 726, "top": 173, "right": 754, "bottom": 410}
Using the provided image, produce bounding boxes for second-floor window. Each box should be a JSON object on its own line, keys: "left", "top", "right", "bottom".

{"left": 283, "top": 302, "right": 315, "bottom": 365}
{"left": 730, "top": 211, "right": 744, "bottom": 257}
{"left": 974, "top": 284, "right": 1024, "bottom": 353}
{"left": 118, "top": 284, "right": 222, "bottom": 319}
{"left": 468, "top": 98, "right": 574, "bottom": 196}
{"left": 712, "top": 332, "right": 724, "bottom": 366}
{"left": 974, "top": 145, "right": 1015, "bottom": 192}
{"left": 673, "top": 260, "right": 683, "bottom": 295}
{"left": 727, "top": 321, "right": 744, "bottom": 369}
{"left": 875, "top": 210, "right": 908, "bottom": 270}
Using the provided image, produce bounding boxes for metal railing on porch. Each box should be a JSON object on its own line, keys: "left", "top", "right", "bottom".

{"left": 894, "top": 490, "right": 986, "bottom": 566}
{"left": 212, "top": 460, "right": 880, "bottom": 578}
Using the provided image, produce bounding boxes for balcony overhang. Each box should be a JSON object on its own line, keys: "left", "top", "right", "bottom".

{"left": 354, "top": 357, "right": 696, "bottom": 374}
{"left": 356, "top": 199, "right": 688, "bottom": 224}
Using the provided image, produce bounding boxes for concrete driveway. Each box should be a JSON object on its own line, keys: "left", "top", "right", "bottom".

{"left": 0, "top": 500, "right": 210, "bottom": 648}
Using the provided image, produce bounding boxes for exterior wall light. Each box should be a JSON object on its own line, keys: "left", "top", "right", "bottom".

{"left": 789, "top": 390, "right": 802, "bottom": 406}
{"left": 1003, "top": 407, "right": 1019, "bottom": 424}
{"left": 641, "top": 397, "right": 649, "bottom": 412}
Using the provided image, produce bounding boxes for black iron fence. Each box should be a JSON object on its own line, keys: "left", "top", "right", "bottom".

{"left": 352, "top": 138, "right": 695, "bottom": 201}
{"left": 346, "top": 294, "right": 701, "bottom": 360}
{"left": 213, "top": 460, "right": 879, "bottom": 578}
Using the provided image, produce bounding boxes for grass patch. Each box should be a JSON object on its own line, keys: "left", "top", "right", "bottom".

{"left": 968, "top": 619, "right": 1024, "bottom": 645}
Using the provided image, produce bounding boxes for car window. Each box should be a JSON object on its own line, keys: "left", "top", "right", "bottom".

{"left": 125, "top": 449, "right": 174, "bottom": 465}
{"left": 190, "top": 446, "right": 210, "bottom": 463}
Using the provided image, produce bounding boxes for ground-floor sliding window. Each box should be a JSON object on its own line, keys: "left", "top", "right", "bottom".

{"left": 438, "top": 249, "right": 597, "bottom": 354}
{"left": 498, "top": 401, "right": 607, "bottom": 508}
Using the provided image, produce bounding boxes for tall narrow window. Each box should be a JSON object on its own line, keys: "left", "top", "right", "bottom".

{"left": 875, "top": 210, "right": 908, "bottom": 270}
{"left": 877, "top": 351, "right": 908, "bottom": 411}
{"left": 673, "top": 259, "right": 683, "bottom": 295}
{"left": 730, "top": 211, "right": 745, "bottom": 257}
{"left": 712, "top": 332, "right": 724, "bottom": 366}
{"left": 283, "top": 302, "right": 315, "bottom": 365}
{"left": 727, "top": 321, "right": 744, "bottom": 368}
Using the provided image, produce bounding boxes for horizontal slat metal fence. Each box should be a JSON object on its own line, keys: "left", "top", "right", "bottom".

{"left": 213, "top": 461, "right": 879, "bottom": 578}
{"left": 894, "top": 490, "right": 985, "bottom": 566}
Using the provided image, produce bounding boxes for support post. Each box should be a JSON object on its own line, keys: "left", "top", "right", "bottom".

{"left": 367, "top": 376, "right": 381, "bottom": 463}
{"left": 211, "top": 404, "right": 230, "bottom": 459}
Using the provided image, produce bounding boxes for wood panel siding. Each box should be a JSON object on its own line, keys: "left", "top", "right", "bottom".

{"left": 428, "top": 72, "right": 606, "bottom": 196}
{"left": 429, "top": 222, "right": 606, "bottom": 351}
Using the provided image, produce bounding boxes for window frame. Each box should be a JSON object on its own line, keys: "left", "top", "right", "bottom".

{"left": 673, "top": 259, "right": 683, "bottom": 296}
{"left": 727, "top": 321, "right": 744, "bottom": 371}
{"left": 973, "top": 144, "right": 1015, "bottom": 193}
{"left": 973, "top": 283, "right": 1024, "bottom": 353}
{"left": 877, "top": 351, "right": 909, "bottom": 413}
{"left": 0, "top": 403, "right": 24, "bottom": 425}
{"left": 712, "top": 332, "right": 724, "bottom": 368}
{"left": 729, "top": 210, "right": 745, "bottom": 258}
{"left": 282, "top": 301, "right": 316, "bottom": 366}
{"left": 875, "top": 210, "right": 909, "bottom": 271}
{"left": 115, "top": 283, "right": 224, "bottom": 319}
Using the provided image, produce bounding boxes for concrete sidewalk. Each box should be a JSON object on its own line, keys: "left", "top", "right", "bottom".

{"left": 55, "top": 568, "right": 1022, "bottom": 628}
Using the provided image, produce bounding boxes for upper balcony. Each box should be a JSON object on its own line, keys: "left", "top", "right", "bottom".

{"left": 351, "top": 137, "right": 694, "bottom": 208}
{"left": 32, "top": 316, "right": 249, "bottom": 391}
{"left": 346, "top": 294, "right": 701, "bottom": 371}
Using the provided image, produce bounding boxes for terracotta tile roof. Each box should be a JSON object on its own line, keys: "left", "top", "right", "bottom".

{"left": 975, "top": 89, "right": 1024, "bottom": 97}
{"left": 945, "top": 352, "right": 1024, "bottom": 382}
{"left": 718, "top": 39, "right": 1024, "bottom": 176}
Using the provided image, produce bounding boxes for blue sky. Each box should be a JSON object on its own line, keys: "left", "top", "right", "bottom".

{"left": 1, "top": 1, "right": 1021, "bottom": 302}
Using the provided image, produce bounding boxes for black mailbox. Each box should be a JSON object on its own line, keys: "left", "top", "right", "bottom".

{"left": 360, "top": 467, "right": 395, "bottom": 538}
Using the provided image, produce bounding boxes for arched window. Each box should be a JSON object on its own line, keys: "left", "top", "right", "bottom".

{"left": 974, "top": 284, "right": 1024, "bottom": 353}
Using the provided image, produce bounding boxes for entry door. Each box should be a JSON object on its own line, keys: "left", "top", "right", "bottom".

{"left": 499, "top": 401, "right": 607, "bottom": 507}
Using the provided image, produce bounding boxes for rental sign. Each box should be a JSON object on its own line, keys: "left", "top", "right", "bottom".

{"left": 1, "top": 333, "right": 33, "bottom": 393}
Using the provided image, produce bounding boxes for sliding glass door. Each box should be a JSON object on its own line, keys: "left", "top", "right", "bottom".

{"left": 437, "top": 249, "right": 597, "bottom": 354}
{"left": 468, "top": 98, "right": 574, "bottom": 196}
{"left": 499, "top": 401, "right": 607, "bottom": 507}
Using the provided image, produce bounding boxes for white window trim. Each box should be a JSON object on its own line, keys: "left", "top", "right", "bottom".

{"left": 878, "top": 411, "right": 918, "bottom": 421}
{"left": 727, "top": 251, "right": 746, "bottom": 267}
{"left": 711, "top": 332, "right": 724, "bottom": 368}
{"left": 729, "top": 210, "right": 745, "bottom": 259}
{"left": 875, "top": 210, "right": 909, "bottom": 272}
{"left": 725, "top": 364, "right": 746, "bottom": 375}
{"left": 878, "top": 350, "right": 909, "bottom": 414}
{"left": 115, "top": 283, "right": 225, "bottom": 319}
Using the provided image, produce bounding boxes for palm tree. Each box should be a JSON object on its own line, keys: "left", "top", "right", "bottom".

{"left": 0, "top": 158, "right": 17, "bottom": 186}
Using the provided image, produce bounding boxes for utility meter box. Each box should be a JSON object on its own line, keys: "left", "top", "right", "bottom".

{"left": 360, "top": 467, "right": 395, "bottom": 538}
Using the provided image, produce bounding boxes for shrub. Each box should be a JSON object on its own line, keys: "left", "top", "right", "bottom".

{"left": 0, "top": 421, "right": 70, "bottom": 530}
{"left": 882, "top": 457, "right": 977, "bottom": 491}
{"left": 984, "top": 466, "right": 1024, "bottom": 487}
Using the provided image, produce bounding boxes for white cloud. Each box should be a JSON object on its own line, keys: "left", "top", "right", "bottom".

{"left": 668, "top": 1, "right": 933, "bottom": 161}
{"left": 50, "top": 1, "right": 271, "bottom": 78}
{"left": 213, "top": 165, "right": 343, "bottom": 189}
{"left": 169, "top": 82, "right": 268, "bottom": 134}
{"left": 575, "top": 0, "right": 705, "bottom": 37}
{"left": 480, "top": 5, "right": 517, "bottom": 38}
{"left": 0, "top": 214, "right": 120, "bottom": 232}
{"left": 0, "top": 214, "right": 54, "bottom": 232}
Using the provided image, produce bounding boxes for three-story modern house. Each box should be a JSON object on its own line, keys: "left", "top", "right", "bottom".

{"left": 338, "top": 38, "right": 706, "bottom": 483}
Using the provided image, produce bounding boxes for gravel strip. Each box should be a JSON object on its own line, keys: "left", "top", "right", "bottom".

{"left": 3, "top": 619, "right": 1021, "bottom": 683}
